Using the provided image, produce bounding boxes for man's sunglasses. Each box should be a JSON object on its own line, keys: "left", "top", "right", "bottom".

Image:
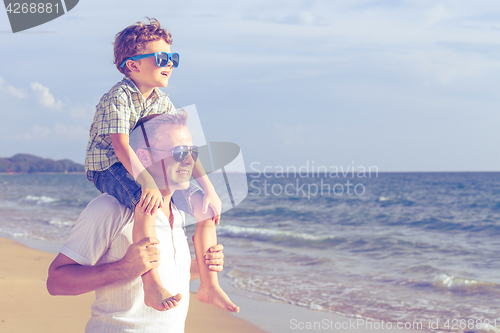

{"left": 120, "top": 52, "right": 180, "bottom": 68}
{"left": 145, "top": 145, "right": 198, "bottom": 163}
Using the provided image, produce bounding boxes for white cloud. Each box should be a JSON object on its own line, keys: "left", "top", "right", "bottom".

{"left": 15, "top": 124, "right": 87, "bottom": 142}
{"left": 278, "top": 11, "right": 330, "bottom": 26}
{"left": 70, "top": 105, "right": 94, "bottom": 119}
{"left": 54, "top": 124, "right": 88, "bottom": 140}
{"left": 4, "top": 85, "right": 27, "bottom": 99}
{"left": 18, "top": 125, "right": 51, "bottom": 141}
{"left": 31, "top": 82, "right": 63, "bottom": 110}
{"left": 0, "top": 75, "right": 26, "bottom": 99}
{"left": 423, "top": 4, "right": 452, "bottom": 28}
{"left": 412, "top": 47, "right": 500, "bottom": 84}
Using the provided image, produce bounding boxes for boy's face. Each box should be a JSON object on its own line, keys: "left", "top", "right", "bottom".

{"left": 130, "top": 39, "right": 173, "bottom": 93}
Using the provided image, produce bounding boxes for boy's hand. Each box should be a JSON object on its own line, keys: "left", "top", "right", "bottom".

{"left": 202, "top": 189, "right": 222, "bottom": 225}
{"left": 140, "top": 187, "right": 163, "bottom": 215}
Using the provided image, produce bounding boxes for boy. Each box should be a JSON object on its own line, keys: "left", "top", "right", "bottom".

{"left": 85, "top": 18, "right": 238, "bottom": 313}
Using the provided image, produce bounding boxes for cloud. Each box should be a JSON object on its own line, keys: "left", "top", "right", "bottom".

{"left": 422, "top": 4, "right": 452, "bottom": 29}
{"left": 16, "top": 124, "right": 87, "bottom": 142}
{"left": 17, "top": 125, "right": 51, "bottom": 141}
{"left": 70, "top": 105, "right": 95, "bottom": 119}
{"left": 280, "top": 11, "right": 329, "bottom": 26}
{"left": 0, "top": 75, "right": 26, "bottom": 99}
{"left": 31, "top": 82, "right": 63, "bottom": 110}
{"left": 53, "top": 124, "right": 88, "bottom": 140}
{"left": 413, "top": 47, "right": 500, "bottom": 84}
{"left": 245, "top": 10, "right": 330, "bottom": 26}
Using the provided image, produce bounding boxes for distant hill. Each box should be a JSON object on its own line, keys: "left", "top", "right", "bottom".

{"left": 0, "top": 154, "right": 85, "bottom": 173}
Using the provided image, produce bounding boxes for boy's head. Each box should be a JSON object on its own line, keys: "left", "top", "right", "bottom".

{"left": 114, "top": 18, "right": 173, "bottom": 76}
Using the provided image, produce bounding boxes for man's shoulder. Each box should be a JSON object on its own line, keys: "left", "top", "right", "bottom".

{"left": 75, "top": 194, "right": 134, "bottom": 241}
{"left": 85, "top": 194, "right": 133, "bottom": 220}
{"left": 60, "top": 194, "right": 134, "bottom": 266}
{"left": 88, "top": 193, "right": 121, "bottom": 207}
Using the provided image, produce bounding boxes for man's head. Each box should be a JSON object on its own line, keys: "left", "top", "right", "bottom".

{"left": 114, "top": 18, "right": 175, "bottom": 90}
{"left": 130, "top": 112, "right": 197, "bottom": 193}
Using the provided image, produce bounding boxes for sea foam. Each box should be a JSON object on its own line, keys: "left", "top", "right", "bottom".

{"left": 23, "top": 195, "right": 60, "bottom": 205}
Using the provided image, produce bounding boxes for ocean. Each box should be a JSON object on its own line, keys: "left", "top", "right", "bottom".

{"left": 1, "top": 172, "right": 499, "bottom": 332}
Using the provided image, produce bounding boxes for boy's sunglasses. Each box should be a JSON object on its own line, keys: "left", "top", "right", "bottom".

{"left": 145, "top": 145, "right": 198, "bottom": 163}
{"left": 119, "top": 52, "right": 180, "bottom": 68}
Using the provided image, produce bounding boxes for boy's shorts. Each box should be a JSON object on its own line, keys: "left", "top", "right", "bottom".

{"left": 88, "top": 162, "right": 202, "bottom": 216}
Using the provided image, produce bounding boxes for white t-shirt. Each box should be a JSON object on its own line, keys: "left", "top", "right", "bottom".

{"left": 60, "top": 194, "right": 191, "bottom": 333}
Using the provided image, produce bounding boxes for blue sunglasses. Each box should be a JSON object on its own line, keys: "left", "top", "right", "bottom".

{"left": 120, "top": 52, "right": 180, "bottom": 68}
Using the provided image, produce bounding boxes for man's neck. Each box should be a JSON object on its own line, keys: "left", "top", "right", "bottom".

{"left": 158, "top": 192, "right": 174, "bottom": 228}
{"left": 161, "top": 191, "right": 172, "bottom": 204}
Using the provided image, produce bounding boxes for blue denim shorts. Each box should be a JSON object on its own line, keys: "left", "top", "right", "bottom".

{"left": 88, "top": 162, "right": 202, "bottom": 216}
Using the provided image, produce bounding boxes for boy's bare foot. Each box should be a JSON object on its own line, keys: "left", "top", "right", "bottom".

{"left": 144, "top": 287, "right": 182, "bottom": 311}
{"left": 196, "top": 285, "right": 240, "bottom": 313}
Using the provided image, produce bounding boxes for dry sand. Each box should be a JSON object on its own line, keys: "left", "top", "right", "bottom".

{"left": 0, "top": 237, "right": 267, "bottom": 333}
{"left": 0, "top": 236, "right": 430, "bottom": 333}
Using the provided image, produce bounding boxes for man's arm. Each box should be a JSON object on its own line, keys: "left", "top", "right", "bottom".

{"left": 47, "top": 237, "right": 160, "bottom": 296}
{"left": 47, "top": 238, "right": 226, "bottom": 294}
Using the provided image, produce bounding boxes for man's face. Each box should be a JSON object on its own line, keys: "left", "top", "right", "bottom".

{"left": 145, "top": 125, "right": 195, "bottom": 192}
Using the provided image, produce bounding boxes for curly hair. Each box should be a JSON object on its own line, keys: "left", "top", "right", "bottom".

{"left": 114, "top": 18, "right": 173, "bottom": 75}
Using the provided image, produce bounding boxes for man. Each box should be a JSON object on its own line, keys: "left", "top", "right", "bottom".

{"left": 47, "top": 113, "right": 227, "bottom": 332}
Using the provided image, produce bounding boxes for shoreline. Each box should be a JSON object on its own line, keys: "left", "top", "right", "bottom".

{"left": 0, "top": 234, "right": 432, "bottom": 333}
{"left": 0, "top": 237, "right": 267, "bottom": 333}
{"left": 199, "top": 274, "right": 432, "bottom": 333}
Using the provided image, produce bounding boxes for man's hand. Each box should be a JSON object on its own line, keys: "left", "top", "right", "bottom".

{"left": 205, "top": 244, "right": 224, "bottom": 272}
{"left": 47, "top": 238, "right": 161, "bottom": 296}
{"left": 117, "top": 237, "right": 161, "bottom": 278}
{"left": 190, "top": 243, "right": 225, "bottom": 281}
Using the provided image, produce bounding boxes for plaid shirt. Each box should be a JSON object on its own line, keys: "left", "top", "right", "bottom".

{"left": 85, "top": 77, "right": 175, "bottom": 172}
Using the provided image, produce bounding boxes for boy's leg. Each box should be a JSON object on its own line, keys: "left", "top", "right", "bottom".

{"left": 189, "top": 191, "right": 239, "bottom": 313}
{"left": 99, "top": 163, "right": 181, "bottom": 311}
{"left": 133, "top": 207, "right": 182, "bottom": 311}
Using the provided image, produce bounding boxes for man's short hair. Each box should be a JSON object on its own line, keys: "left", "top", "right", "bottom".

{"left": 114, "top": 17, "right": 173, "bottom": 75}
{"left": 129, "top": 111, "right": 188, "bottom": 152}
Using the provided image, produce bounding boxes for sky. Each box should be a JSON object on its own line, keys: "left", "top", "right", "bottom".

{"left": 1, "top": 0, "right": 499, "bottom": 172}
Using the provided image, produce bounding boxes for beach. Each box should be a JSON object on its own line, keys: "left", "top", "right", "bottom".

{"left": 2, "top": 172, "right": 499, "bottom": 333}
{"left": 0, "top": 235, "right": 430, "bottom": 333}
{"left": 0, "top": 237, "right": 267, "bottom": 333}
